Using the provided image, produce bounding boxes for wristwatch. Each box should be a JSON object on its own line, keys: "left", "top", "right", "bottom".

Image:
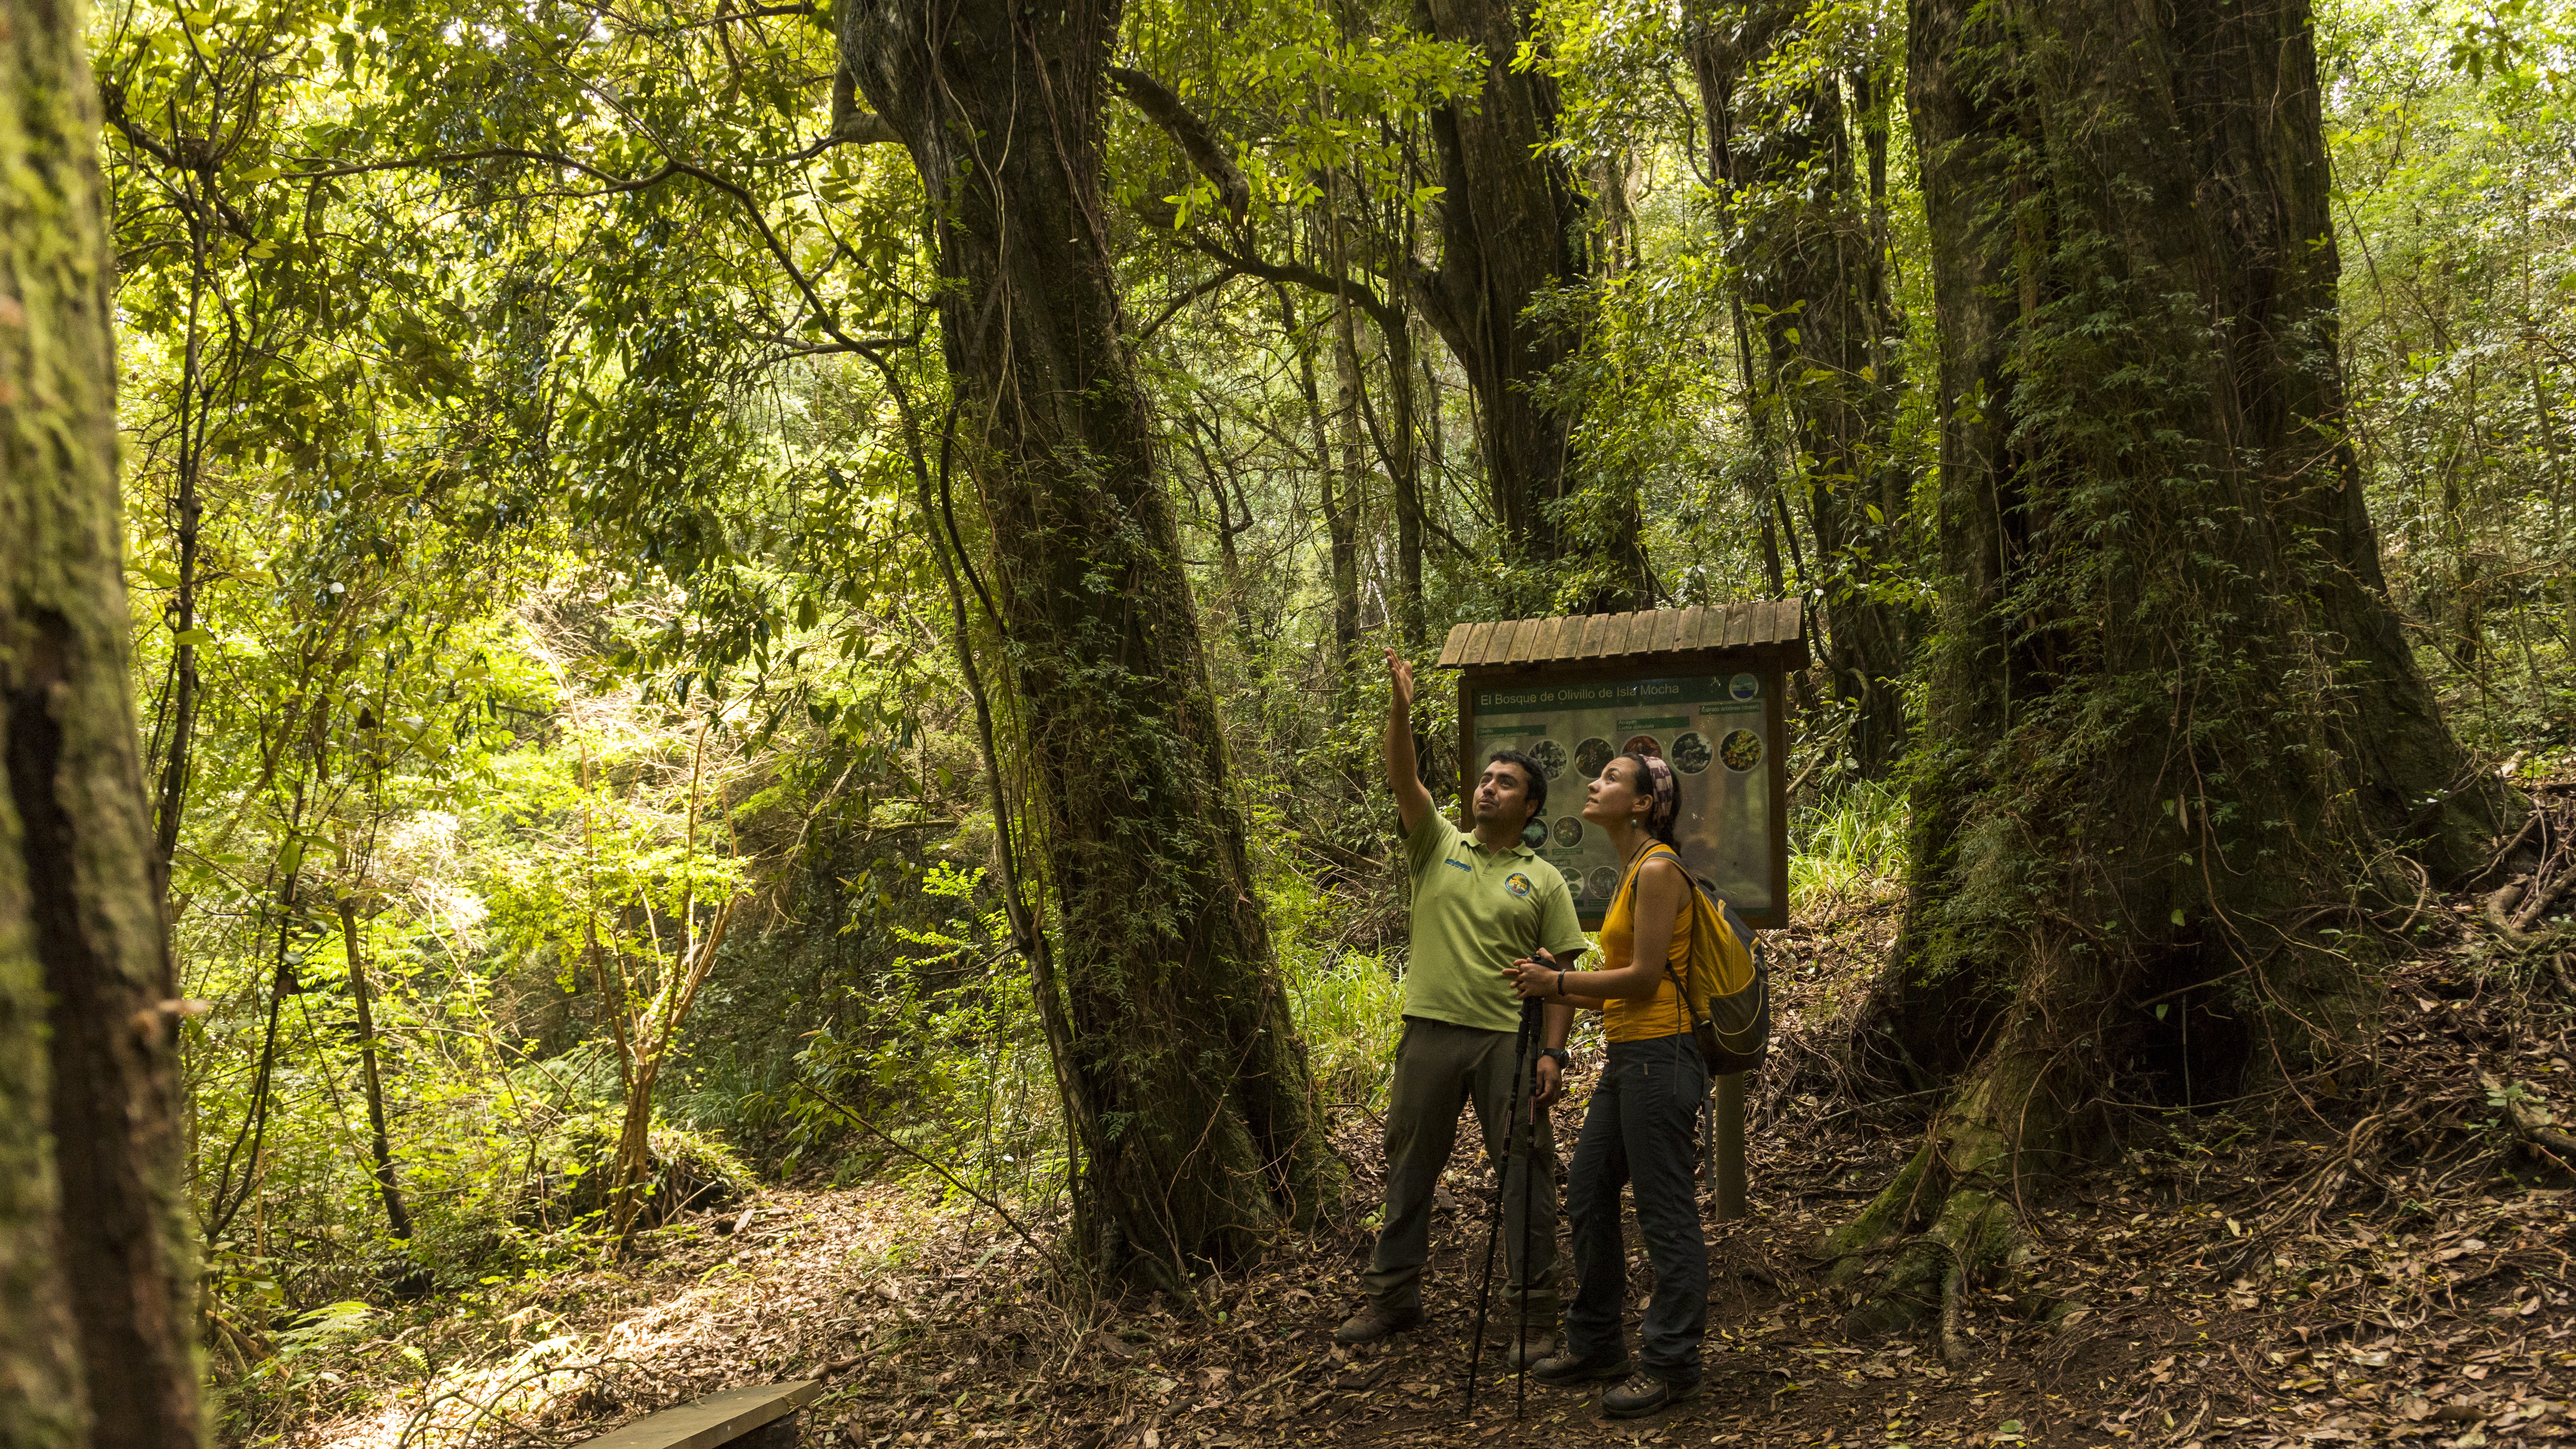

{"left": 1538, "top": 1047, "right": 1571, "bottom": 1068}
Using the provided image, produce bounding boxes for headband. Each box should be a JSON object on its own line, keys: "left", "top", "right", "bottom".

{"left": 1638, "top": 753, "right": 1679, "bottom": 833}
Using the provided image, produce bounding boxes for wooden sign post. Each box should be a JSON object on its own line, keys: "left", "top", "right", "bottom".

{"left": 1436, "top": 601, "right": 1806, "bottom": 1220}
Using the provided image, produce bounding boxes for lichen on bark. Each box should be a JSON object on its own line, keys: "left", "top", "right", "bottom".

{"left": 1, "top": 0, "right": 206, "bottom": 1437}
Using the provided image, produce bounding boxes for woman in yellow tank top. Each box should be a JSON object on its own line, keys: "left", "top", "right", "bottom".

{"left": 1501, "top": 753, "right": 1709, "bottom": 1418}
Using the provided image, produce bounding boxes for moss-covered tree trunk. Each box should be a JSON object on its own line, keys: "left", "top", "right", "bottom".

{"left": 1691, "top": 0, "right": 1922, "bottom": 777}
{"left": 1410, "top": 0, "right": 1650, "bottom": 604}
{"left": 839, "top": 0, "right": 1336, "bottom": 1287}
{"left": 1, "top": 0, "right": 206, "bottom": 1437}
{"left": 1829, "top": 0, "right": 2516, "bottom": 1339}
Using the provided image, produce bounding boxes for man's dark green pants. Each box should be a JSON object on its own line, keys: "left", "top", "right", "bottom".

{"left": 1361, "top": 1016, "right": 1562, "bottom": 1322}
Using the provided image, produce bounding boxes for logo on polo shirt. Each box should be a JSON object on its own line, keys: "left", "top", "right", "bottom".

{"left": 1445, "top": 858, "right": 1472, "bottom": 872}
{"left": 1504, "top": 872, "right": 1534, "bottom": 898}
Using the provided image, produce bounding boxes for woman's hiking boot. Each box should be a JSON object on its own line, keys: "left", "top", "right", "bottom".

{"left": 1529, "top": 1348, "right": 1631, "bottom": 1386}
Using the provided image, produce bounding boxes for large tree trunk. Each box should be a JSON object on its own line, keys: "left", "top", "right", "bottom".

{"left": 1691, "top": 0, "right": 1922, "bottom": 776}
{"left": 1829, "top": 0, "right": 2516, "bottom": 1340}
{"left": 1410, "top": 0, "right": 1650, "bottom": 605}
{"left": 0, "top": 0, "right": 206, "bottom": 1437}
{"left": 840, "top": 0, "right": 1336, "bottom": 1286}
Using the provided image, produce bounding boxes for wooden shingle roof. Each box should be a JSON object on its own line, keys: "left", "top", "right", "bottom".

{"left": 1434, "top": 601, "right": 1806, "bottom": 669}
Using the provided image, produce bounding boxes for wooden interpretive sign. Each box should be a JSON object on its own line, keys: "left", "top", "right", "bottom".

{"left": 1438, "top": 602, "right": 1805, "bottom": 931}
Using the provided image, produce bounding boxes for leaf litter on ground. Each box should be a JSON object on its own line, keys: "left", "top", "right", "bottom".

{"left": 275, "top": 783, "right": 2576, "bottom": 1449}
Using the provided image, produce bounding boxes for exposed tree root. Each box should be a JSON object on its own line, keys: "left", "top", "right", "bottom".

{"left": 1819, "top": 1028, "right": 2043, "bottom": 1351}
{"left": 2478, "top": 1069, "right": 2576, "bottom": 1169}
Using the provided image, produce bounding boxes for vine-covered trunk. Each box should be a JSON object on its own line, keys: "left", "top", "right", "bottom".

{"left": 1410, "top": 0, "right": 1649, "bottom": 604}
{"left": 1691, "top": 0, "right": 1921, "bottom": 776}
{"left": 1831, "top": 0, "right": 2515, "bottom": 1338}
{"left": 0, "top": 0, "right": 206, "bottom": 1437}
{"left": 1329, "top": 293, "right": 1367, "bottom": 687}
{"left": 1375, "top": 313, "right": 1427, "bottom": 648}
{"left": 841, "top": 0, "right": 1336, "bottom": 1285}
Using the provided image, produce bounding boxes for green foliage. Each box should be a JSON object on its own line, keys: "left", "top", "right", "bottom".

{"left": 1262, "top": 869, "right": 1405, "bottom": 1112}
{"left": 78, "top": 0, "right": 2576, "bottom": 1426}
{"left": 2321, "top": 0, "right": 2576, "bottom": 767}
{"left": 1790, "top": 779, "right": 1910, "bottom": 902}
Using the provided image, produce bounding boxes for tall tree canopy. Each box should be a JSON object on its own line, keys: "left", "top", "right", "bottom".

{"left": 8, "top": 0, "right": 2561, "bottom": 1430}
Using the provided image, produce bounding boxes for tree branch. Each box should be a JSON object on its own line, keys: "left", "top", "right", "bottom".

{"left": 1105, "top": 65, "right": 1248, "bottom": 221}
{"left": 1131, "top": 266, "right": 1241, "bottom": 343}
{"left": 278, "top": 146, "right": 888, "bottom": 353}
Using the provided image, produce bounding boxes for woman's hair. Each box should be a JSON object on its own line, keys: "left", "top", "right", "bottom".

{"left": 1624, "top": 754, "right": 1681, "bottom": 846}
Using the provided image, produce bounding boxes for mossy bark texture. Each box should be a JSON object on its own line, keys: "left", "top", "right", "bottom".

{"left": 1, "top": 0, "right": 206, "bottom": 1439}
{"left": 839, "top": 1, "right": 1336, "bottom": 1286}
{"left": 1832, "top": 0, "right": 2515, "bottom": 1332}
{"left": 1409, "top": 0, "right": 1649, "bottom": 601}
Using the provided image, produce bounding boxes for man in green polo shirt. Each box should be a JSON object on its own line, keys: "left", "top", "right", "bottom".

{"left": 1336, "top": 650, "right": 1589, "bottom": 1364}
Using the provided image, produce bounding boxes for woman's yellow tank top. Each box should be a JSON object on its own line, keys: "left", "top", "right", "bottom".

{"left": 1600, "top": 842, "right": 1690, "bottom": 1042}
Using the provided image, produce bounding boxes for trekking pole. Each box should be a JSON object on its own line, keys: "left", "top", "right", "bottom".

{"left": 1462, "top": 991, "right": 1539, "bottom": 1419}
{"left": 1512, "top": 993, "right": 1543, "bottom": 1420}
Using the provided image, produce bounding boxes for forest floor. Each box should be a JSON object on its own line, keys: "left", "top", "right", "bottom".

{"left": 278, "top": 791, "right": 2576, "bottom": 1449}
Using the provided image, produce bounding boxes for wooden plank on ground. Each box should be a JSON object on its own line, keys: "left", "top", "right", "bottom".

{"left": 579, "top": 1382, "right": 820, "bottom": 1449}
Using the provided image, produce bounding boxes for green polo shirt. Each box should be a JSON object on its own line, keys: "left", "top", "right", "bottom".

{"left": 1399, "top": 810, "right": 1590, "bottom": 1033}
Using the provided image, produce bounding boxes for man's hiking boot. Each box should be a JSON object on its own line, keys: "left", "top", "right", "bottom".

{"left": 1505, "top": 1329, "right": 1557, "bottom": 1370}
{"left": 1529, "top": 1348, "right": 1631, "bottom": 1386}
{"left": 1332, "top": 1304, "right": 1421, "bottom": 1345}
{"left": 1602, "top": 1372, "right": 1703, "bottom": 1419}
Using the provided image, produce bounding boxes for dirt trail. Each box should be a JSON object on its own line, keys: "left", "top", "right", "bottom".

{"left": 283, "top": 881, "right": 2576, "bottom": 1449}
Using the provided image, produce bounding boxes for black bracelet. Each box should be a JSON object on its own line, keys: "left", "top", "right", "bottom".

{"left": 1554, "top": 969, "right": 1565, "bottom": 997}
{"left": 1538, "top": 1047, "right": 1571, "bottom": 1067}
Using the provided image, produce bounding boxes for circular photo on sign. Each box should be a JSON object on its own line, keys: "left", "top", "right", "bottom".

{"left": 1729, "top": 672, "right": 1760, "bottom": 701}
{"left": 1585, "top": 865, "right": 1619, "bottom": 901}
{"left": 1527, "top": 737, "right": 1568, "bottom": 780}
{"left": 1622, "top": 734, "right": 1664, "bottom": 761}
{"left": 1574, "top": 737, "right": 1614, "bottom": 780}
{"left": 1552, "top": 816, "right": 1584, "bottom": 848}
{"left": 1719, "top": 728, "right": 1763, "bottom": 773}
{"left": 1672, "top": 731, "right": 1713, "bottom": 775}
{"left": 1521, "top": 819, "right": 1550, "bottom": 849}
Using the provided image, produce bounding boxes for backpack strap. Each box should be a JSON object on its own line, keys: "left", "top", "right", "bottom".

{"left": 1615, "top": 842, "right": 1693, "bottom": 1015}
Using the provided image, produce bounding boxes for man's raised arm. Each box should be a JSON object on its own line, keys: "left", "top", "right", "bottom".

{"left": 1385, "top": 648, "right": 1432, "bottom": 837}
